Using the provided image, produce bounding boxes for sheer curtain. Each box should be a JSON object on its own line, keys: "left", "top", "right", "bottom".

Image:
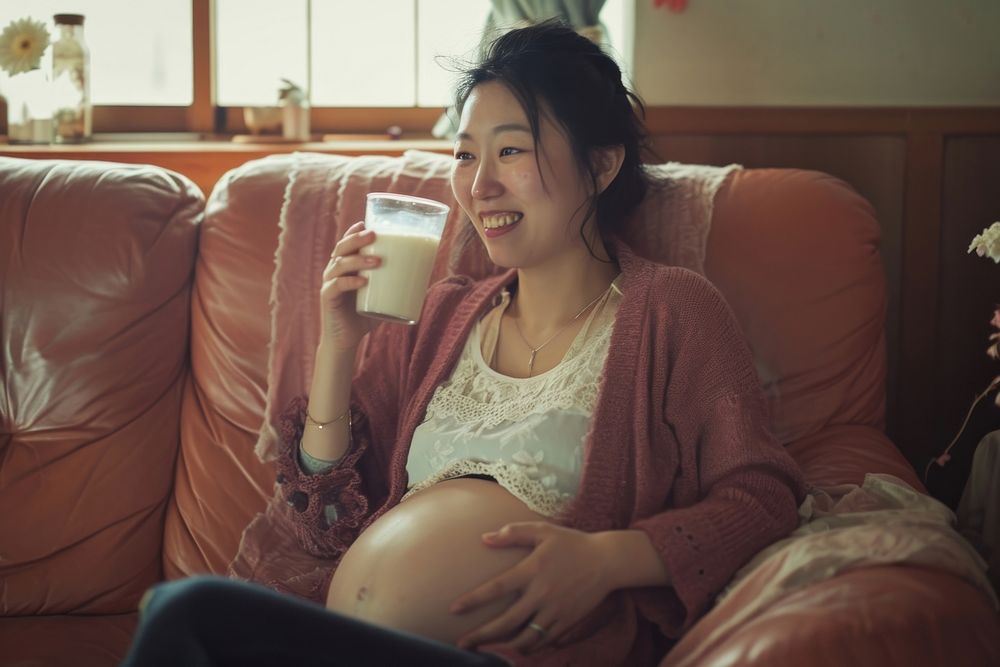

{"left": 484, "top": 0, "right": 609, "bottom": 46}
{"left": 431, "top": 0, "right": 608, "bottom": 138}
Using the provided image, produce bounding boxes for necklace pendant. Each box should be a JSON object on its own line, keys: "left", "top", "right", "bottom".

{"left": 527, "top": 349, "right": 537, "bottom": 376}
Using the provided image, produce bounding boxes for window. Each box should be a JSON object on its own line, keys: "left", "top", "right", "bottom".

{"left": 0, "top": 0, "right": 192, "bottom": 105}
{"left": 215, "top": 0, "right": 491, "bottom": 108}
{"left": 2, "top": 0, "right": 630, "bottom": 133}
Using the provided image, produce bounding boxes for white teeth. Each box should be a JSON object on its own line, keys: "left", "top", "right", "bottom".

{"left": 482, "top": 213, "right": 522, "bottom": 229}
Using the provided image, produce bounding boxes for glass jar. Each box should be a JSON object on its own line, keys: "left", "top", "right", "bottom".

{"left": 6, "top": 68, "right": 53, "bottom": 144}
{"left": 51, "top": 13, "right": 91, "bottom": 143}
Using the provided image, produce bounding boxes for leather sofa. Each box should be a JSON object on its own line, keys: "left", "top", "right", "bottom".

{"left": 1, "top": 154, "right": 997, "bottom": 666}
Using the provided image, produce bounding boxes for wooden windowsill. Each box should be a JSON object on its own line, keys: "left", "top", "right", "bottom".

{"left": 0, "top": 134, "right": 452, "bottom": 155}
{"left": 0, "top": 134, "right": 453, "bottom": 195}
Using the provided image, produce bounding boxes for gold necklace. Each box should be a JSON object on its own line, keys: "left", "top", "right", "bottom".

{"left": 511, "top": 283, "right": 613, "bottom": 376}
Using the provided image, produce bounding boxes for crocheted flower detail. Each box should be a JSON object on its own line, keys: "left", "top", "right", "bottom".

{"left": 401, "top": 458, "right": 573, "bottom": 516}
{"left": 275, "top": 395, "right": 370, "bottom": 557}
{"left": 429, "top": 438, "right": 456, "bottom": 470}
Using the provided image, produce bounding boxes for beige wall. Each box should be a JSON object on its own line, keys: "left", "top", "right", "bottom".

{"left": 631, "top": 0, "right": 1000, "bottom": 106}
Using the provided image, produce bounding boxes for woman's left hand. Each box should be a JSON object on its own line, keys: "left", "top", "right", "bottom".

{"left": 449, "top": 522, "right": 616, "bottom": 654}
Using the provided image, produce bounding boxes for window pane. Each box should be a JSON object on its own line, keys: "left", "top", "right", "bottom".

{"left": 216, "top": 0, "right": 308, "bottom": 106}
{"left": 600, "top": 0, "right": 631, "bottom": 83}
{"left": 416, "top": 0, "right": 630, "bottom": 107}
{"left": 310, "top": 0, "right": 415, "bottom": 107}
{"left": 210, "top": 0, "right": 633, "bottom": 109}
{"left": 416, "top": 0, "right": 490, "bottom": 107}
{"left": 0, "top": 0, "right": 191, "bottom": 105}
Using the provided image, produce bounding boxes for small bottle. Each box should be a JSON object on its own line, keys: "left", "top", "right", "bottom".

{"left": 51, "top": 13, "right": 91, "bottom": 143}
{"left": 280, "top": 79, "right": 310, "bottom": 142}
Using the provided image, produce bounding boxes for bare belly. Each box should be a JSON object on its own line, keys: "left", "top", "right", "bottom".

{"left": 325, "top": 477, "right": 549, "bottom": 645}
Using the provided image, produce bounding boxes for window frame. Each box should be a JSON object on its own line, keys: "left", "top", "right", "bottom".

{"left": 93, "top": 0, "right": 447, "bottom": 135}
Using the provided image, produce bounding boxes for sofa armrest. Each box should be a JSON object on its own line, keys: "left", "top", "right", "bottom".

{"left": 663, "top": 564, "right": 1000, "bottom": 667}
{"left": 0, "top": 157, "right": 203, "bottom": 615}
{"left": 785, "top": 424, "right": 925, "bottom": 491}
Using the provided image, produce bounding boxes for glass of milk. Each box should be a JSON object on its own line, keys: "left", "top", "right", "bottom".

{"left": 356, "top": 193, "right": 450, "bottom": 325}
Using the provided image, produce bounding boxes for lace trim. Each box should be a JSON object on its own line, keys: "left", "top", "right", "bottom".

{"left": 423, "top": 297, "right": 618, "bottom": 433}
{"left": 401, "top": 459, "right": 573, "bottom": 516}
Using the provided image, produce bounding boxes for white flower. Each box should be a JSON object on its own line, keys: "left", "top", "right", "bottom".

{"left": 969, "top": 221, "right": 1000, "bottom": 264}
{"left": 0, "top": 18, "right": 50, "bottom": 76}
{"left": 511, "top": 449, "right": 544, "bottom": 479}
{"left": 512, "top": 450, "right": 543, "bottom": 466}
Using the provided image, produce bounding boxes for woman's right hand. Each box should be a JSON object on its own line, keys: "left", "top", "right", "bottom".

{"left": 320, "top": 221, "right": 381, "bottom": 351}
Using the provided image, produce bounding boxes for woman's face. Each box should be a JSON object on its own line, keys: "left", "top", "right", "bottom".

{"left": 451, "top": 81, "right": 594, "bottom": 270}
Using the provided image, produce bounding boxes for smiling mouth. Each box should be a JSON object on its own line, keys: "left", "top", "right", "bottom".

{"left": 481, "top": 213, "right": 523, "bottom": 230}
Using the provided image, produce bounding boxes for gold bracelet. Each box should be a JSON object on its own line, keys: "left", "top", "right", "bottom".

{"left": 305, "top": 408, "right": 350, "bottom": 430}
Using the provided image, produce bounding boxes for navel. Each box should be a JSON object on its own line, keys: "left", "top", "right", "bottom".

{"left": 352, "top": 585, "right": 371, "bottom": 614}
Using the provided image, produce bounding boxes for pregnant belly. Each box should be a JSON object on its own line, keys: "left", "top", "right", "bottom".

{"left": 325, "top": 477, "right": 549, "bottom": 645}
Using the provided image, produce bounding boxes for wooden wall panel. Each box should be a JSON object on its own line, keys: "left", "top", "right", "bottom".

{"left": 0, "top": 140, "right": 449, "bottom": 197}
{"left": 898, "top": 133, "right": 945, "bottom": 472}
{"left": 651, "top": 134, "right": 907, "bottom": 441}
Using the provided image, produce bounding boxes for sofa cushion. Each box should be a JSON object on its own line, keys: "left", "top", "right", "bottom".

{"left": 0, "top": 613, "right": 138, "bottom": 666}
{"left": 702, "top": 169, "right": 918, "bottom": 488}
{"left": 162, "top": 156, "right": 291, "bottom": 578}
{"left": 0, "top": 158, "right": 203, "bottom": 614}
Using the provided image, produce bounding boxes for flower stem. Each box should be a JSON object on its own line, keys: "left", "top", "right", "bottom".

{"left": 924, "top": 378, "right": 1000, "bottom": 483}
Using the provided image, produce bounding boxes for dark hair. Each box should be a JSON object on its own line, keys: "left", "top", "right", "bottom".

{"left": 454, "top": 18, "right": 652, "bottom": 261}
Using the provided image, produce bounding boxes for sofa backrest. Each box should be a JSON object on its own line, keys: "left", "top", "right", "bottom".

{"left": 161, "top": 156, "right": 291, "bottom": 580}
{"left": 0, "top": 157, "right": 203, "bottom": 615}
{"left": 699, "top": 169, "right": 918, "bottom": 489}
{"left": 162, "top": 153, "right": 500, "bottom": 577}
{"left": 165, "top": 153, "right": 921, "bottom": 580}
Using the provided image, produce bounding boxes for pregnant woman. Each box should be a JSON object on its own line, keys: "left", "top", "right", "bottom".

{"left": 122, "top": 19, "right": 805, "bottom": 667}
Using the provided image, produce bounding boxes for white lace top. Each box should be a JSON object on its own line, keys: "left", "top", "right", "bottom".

{"left": 401, "top": 277, "right": 622, "bottom": 516}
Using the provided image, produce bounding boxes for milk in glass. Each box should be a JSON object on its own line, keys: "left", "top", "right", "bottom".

{"left": 356, "top": 194, "right": 449, "bottom": 325}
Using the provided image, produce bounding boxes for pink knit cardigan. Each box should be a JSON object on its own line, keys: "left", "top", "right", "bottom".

{"left": 230, "top": 238, "right": 806, "bottom": 666}
{"left": 254, "top": 152, "right": 739, "bottom": 464}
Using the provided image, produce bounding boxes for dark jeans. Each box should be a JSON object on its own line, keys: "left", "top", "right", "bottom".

{"left": 120, "top": 575, "right": 511, "bottom": 667}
